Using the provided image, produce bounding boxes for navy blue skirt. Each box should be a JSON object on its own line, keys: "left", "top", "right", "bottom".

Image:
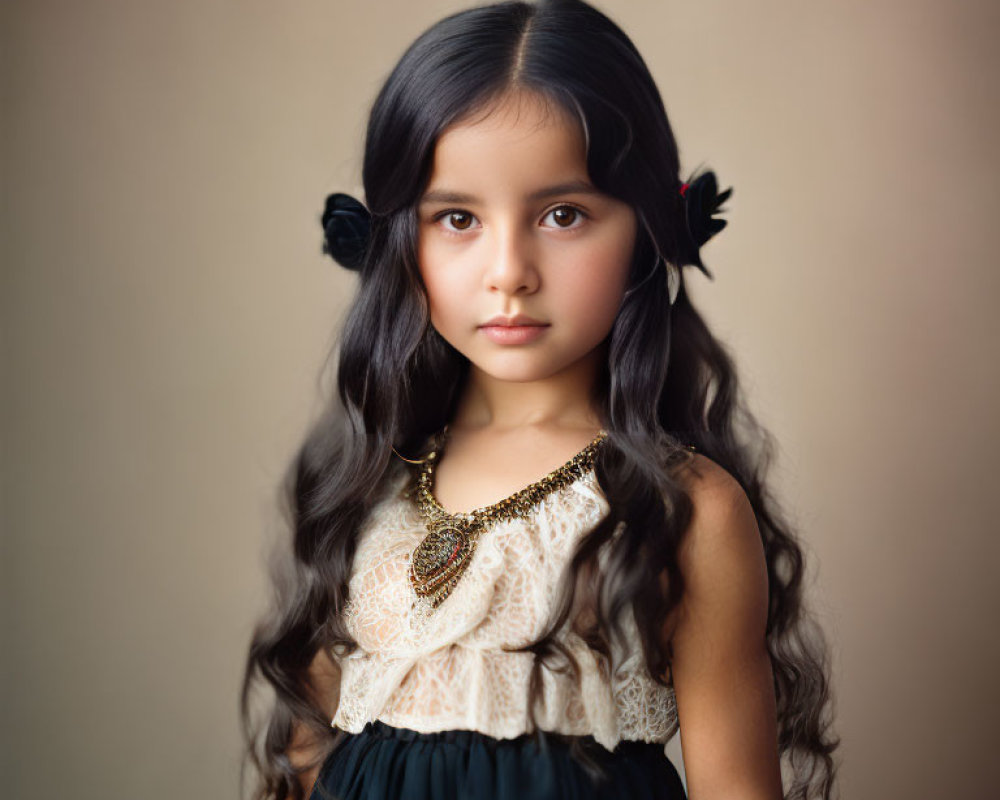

{"left": 308, "top": 720, "right": 686, "bottom": 800}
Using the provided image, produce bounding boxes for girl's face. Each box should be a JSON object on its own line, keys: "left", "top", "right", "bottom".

{"left": 417, "top": 90, "right": 637, "bottom": 387}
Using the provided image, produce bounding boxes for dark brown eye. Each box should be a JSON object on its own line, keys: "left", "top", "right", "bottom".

{"left": 551, "top": 207, "right": 577, "bottom": 226}
{"left": 448, "top": 212, "right": 473, "bottom": 230}
{"left": 545, "top": 205, "right": 588, "bottom": 229}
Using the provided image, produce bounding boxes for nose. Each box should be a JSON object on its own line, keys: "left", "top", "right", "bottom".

{"left": 483, "top": 221, "right": 540, "bottom": 296}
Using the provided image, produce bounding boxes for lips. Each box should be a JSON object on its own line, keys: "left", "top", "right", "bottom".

{"left": 479, "top": 313, "right": 548, "bottom": 327}
{"left": 479, "top": 323, "right": 548, "bottom": 345}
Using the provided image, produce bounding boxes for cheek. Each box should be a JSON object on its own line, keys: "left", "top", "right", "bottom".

{"left": 418, "top": 257, "right": 470, "bottom": 329}
{"left": 421, "top": 272, "right": 449, "bottom": 325}
{"left": 417, "top": 241, "right": 447, "bottom": 316}
{"left": 561, "top": 245, "right": 632, "bottom": 321}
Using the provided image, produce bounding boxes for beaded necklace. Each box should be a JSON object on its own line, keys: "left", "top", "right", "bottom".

{"left": 407, "top": 426, "right": 609, "bottom": 609}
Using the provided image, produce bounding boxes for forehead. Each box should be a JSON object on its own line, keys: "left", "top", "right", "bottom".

{"left": 450, "top": 88, "right": 581, "bottom": 138}
{"left": 426, "top": 90, "right": 589, "bottom": 193}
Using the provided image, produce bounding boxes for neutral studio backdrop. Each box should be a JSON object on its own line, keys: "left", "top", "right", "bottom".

{"left": 2, "top": 1, "right": 998, "bottom": 798}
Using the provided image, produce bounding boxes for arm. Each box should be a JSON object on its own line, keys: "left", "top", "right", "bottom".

{"left": 664, "top": 456, "right": 783, "bottom": 800}
{"left": 288, "top": 646, "right": 341, "bottom": 798}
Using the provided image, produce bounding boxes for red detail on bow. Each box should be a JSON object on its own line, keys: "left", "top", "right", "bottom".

{"left": 679, "top": 182, "right": 690, "bottom": 197}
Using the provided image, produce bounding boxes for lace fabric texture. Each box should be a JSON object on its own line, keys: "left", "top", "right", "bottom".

{"left": 331, "top": 464, "right": 679, "bottom": 754}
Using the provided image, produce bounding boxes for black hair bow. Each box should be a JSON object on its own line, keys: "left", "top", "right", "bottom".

{"left": 677, "top": 169, "right": 732, "bottom": 280}
{"left": 321, "top": 192, "right": 371, "bottom": 271}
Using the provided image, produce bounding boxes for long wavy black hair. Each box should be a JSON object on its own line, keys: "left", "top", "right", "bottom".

{"left": 239, "top": 1, "right": 840, "bottom": 798}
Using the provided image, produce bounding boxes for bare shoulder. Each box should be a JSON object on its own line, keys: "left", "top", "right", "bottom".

{"left": 674, "top": 452, "right": 753, "bottom": 531}
{"left": 662, "top": 452, "right": 767, "bottom": 642}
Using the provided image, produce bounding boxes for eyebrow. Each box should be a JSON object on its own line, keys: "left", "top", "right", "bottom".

{"left": 419, "top": 179, "right": 602, "bottom": 206}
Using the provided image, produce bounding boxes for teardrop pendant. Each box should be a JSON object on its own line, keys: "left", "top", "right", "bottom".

{"left": 407, "top": 426, "right": 609, "bottom": 610}
{"left": 409, "top": 516, "right": 483, "bottom": 608}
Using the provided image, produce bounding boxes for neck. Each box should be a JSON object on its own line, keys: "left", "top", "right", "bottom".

{"left": 449, "top": 342, "right": 608, "bottom": 433}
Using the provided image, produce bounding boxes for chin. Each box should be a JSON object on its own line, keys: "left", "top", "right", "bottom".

{"left": 470, "top": 353, "right": 580, "bottom": 384}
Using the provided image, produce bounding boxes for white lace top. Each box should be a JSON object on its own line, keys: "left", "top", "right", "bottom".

{"left": 330, "top": 455, "right": 680, "bottom": 754}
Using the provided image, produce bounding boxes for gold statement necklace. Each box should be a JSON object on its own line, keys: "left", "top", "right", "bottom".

{"left": 407, "top": 426, "right": 610, "bottom": 610}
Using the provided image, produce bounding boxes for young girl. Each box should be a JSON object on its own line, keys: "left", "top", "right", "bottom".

{"left": 240, "top": 1, "right": 839, "bottom": 798}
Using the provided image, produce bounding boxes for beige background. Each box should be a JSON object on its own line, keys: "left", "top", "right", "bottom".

{"left": 2, "top": 1, "right": 997, "bottom": 798}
